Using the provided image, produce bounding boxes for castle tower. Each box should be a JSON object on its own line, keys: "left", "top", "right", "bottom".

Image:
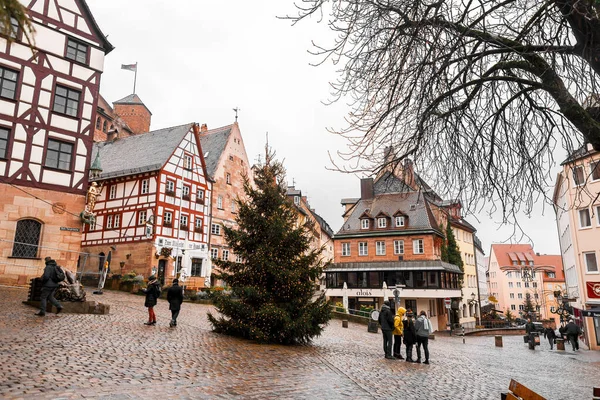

{"left": 113, "top": 94, "right": 152, "bottom": 134}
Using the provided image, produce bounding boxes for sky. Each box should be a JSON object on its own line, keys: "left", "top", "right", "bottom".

{"left": 86, "top": 0, "right": 564, "bottom": 256}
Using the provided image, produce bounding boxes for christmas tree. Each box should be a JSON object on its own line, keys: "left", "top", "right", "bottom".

{"left": 207, "top": 148, "right": 331, "bottom": 344}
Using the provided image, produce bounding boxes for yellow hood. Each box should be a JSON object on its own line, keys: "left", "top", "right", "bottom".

{"left": 396, "top": 307, "right": 406, "bottom": 317}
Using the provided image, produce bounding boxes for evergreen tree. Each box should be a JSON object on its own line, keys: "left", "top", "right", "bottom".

{"left": 523, "top": 293, "right": 536, "bottom": 320}
{"left": 207, "top": 149, "right": 331, "bottom": 344}
{"left": 505, "top": 309, "right": 514, "bottom": 324}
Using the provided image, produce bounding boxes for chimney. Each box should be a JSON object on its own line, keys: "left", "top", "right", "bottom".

{"left": 360, "top": 178, "right": 374, "bottom": 199}
{"left": 193, "top": 123, "right": 200, "bottom": 135}
{"left": 200, "top": 123, "right": 208, "bottom": 133}
{"left": 106, "top": 128, "right": 118, "bottom": 142}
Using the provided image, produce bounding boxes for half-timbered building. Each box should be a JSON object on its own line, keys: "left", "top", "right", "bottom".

{"left": 0, "top": 0, "right": 112, "bottom": 286}
{"left": 81, "top": 123, "right": 211, "bottom": 288}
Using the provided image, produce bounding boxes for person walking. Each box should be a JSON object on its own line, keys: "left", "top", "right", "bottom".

{"left": 403, "top": 311, "right": 417, "bottom": 362}
{"left": 142, "top": 275, "right": 161, "bottom": 326}
{"left": 167, "top": 278, "right": 184, "bottom": 327}
{"left": 544, "top": 326, "right": 557, "bottom": 350}
{"left": 378, "top": 300, "right": 395, "bottom": 359}
{"left": 392, "top": 307, "right": 406, "bottom": 360}
{"left": 415, "top": 310, "right": 432, "bottom": 364}
{"left": 565, "top": 319, "right": 582, "bottom": 351}
{"left": 35, "top": 257, "right": 64, "bottom": 316}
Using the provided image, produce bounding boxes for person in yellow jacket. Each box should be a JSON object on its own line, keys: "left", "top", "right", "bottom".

{"left": 393, "top": 306, "right": 406, "bottom": 359}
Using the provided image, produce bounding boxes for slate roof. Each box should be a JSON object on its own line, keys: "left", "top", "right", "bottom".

{"left": 80, "top": 0, "right": 114, "bottom": 53}
{"left": 561, "top": 144, "right": 598, "bottom": 165}
{"left": 199, "top": 125, "right": 233, "bottom": 179}
{"left": 327, "top": 260, "right": 463, "bottom": 274}
{"left": 335, "top": 191, "right": 441, "bottom": 236}
{"left": 311, "top": 209, "right": 334, "bottom": 238}
{"left": 91, "top": 123, "right": 194, "bottom": 180}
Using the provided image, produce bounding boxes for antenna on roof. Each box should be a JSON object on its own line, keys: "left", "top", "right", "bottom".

{"left": 233, "top": 107, "right": 240, "bottom": 122}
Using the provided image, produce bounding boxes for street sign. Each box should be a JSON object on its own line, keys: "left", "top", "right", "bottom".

{"left": 371, "top": 310, "right": 380, "bottom": 321}
{"left": 444, "top": 297, "right": 451, "bottom": 308}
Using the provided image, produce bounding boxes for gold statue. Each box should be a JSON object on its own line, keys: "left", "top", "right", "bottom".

{"left": 85, "top": 182, "right": 103, "bottom": 213}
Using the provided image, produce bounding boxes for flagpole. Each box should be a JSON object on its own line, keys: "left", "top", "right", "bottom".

{"left": 133, "top": 62, "right": 137, "bottom": 94}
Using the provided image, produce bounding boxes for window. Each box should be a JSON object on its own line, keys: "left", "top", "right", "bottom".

{"left": 96, "top": 117, "right": 101, "bottom": 129}
{"left": 66, "top": 38, "right": 88, "bottom": 64}
{"left": 519, "top": 305, "right": 524, "bottom": 311}
{"left": 11, "top": 219, "right": 41, "bottom": 258}
{"left": 0, "top": 127, "right": 8, "bottom": 158}
{"left": 106, "top": 214, "right": 120, "bottom": 229}
{"left": 44, "top": 139, "right": 73, "bottom": 171}
{"left": 394, "top": 240, "right": 404, "bottom": 254}
{"left": 532, "top": 282, "right": 537, "bottom": 288}
{"left": 196, "top": 188, "right": 205, "bottom": 203}
{"left": 195, "top": 217, "right": 202, "bottom": 231}
{"left": 53, "top": 85, "right": 80, "bottom": 117}
{"left": 222, "top": 249, "right": 229, "bottom": 261}
{"left": 358, "top": 242, "right": 368, "bottom": 256}
{"left": 361, "top": 219, "right": 369, "bottom": 229}
{"left": 180, "top": 215, "right": 188, "bottom": 230}
{"left": 413, "top": 239, "right": 424, "bottom": 254}
{"left": 102, "top": 120, "right": 107, "bottom": 132}
{"left": 516, "top": 282, "right": 521, "bottom": 288}
{"left": 141, "top": 179, "right": 149, "bottom": 194}
{"left": 294, "top": 196, "right": 300, "bottom": 205}
{"left": 0, "top": 17, "right": 19, "bottom": 39}
{"left": 210, "top": 248, "right": 219, "bottom": 259}
{"left": 591, "top": 161, "right": 600, "bottom": 181}
{"left": 138, "top": 210, "right": 147, "bottom": 225}
{"left": 597, "top": 206, "right": 600, "bottom": 226}
{"left": 508, "top": 282, "right": 513, "bottom": 288}
{"left": 546, "top": 272, "right": 556, "bottom": 278}
{"left": 524, "top": 282, "right": 529, "bottom": 288}
{"left": 395, "top": 216, "right": 405, "bottom": 227}
{"left": 163, "top": 212, "right": 173, "bottom": 226}
{"left": 184, "top": 154, "right": 192, "bottom": 170}
{"left": 226, "top": 173, "right": 231, "bottom": 184}
{"left": 182, "top": 186, "right": 190, "bottom": 200}
{"left": 217, "top": 195, "right": 223, "bottom": 209}
{"left": 511, "top": 305, "right": 516, "bottom": 311}
{"left": 376, "top": 241, "right": 386, "bottom": 255}
{"left": 510, "top": 293, "right": 515, "bottom": 299}
{"left": 166, "top": 180, "right": 175, "bottom": 194}
{"left": 0, "top": 66, "right": 18, "bottom": 100}
{"left": 579, "top": 208, "right": 592, "bottom": 228}
{"left": 573, "top": 166, "right": 585, "bottom": 186}
{"left": 506, "top": 272, "right": 512, "bottom": 278}
{"left": 236, "top": 254, "right": 243, "bottom": 263}
{"left": 109, "top": 185, "right": 117, "bottom": 199}
{"left": 229, "top": 155, "right": 234, "bottom": 161}
{"left": 378, "top": 218, "right": 387, "bottom": 228}
{"left": 211, "top": 223, "right": 221, "bottom": 235}
{"left": 342, "top": 242, "right": 350, "bottom": 256}
{"left": 584, "top": 252, "right": 598, "bottom": 273}
{"left": 191, "top": 258, "right": 203, "bottom": 276}
{"left": 231, "top": 201, "right": 236, "bottom": 213}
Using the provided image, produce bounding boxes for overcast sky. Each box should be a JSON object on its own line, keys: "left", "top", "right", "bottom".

{"left": 86, "top": 0, "right": 564, "bottom": 256}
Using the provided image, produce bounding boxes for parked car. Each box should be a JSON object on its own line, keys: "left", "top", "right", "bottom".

{"left": 532, "top": 322, "right": 545, "bottom": 332}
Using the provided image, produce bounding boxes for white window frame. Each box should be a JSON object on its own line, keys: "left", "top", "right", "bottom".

{"left": 584, "top": 251, "right": 598, "bottom": 273}
{"left": 596, "top": 205, "right": 600, "bottom": 227}
{"left": 180, "top": 215, "right": 188, "bottom": 228}
{"left": 579, "top": 208, "right": 592, "bottom": 229}
{"left": 361, "top": 219, "right": 369, "bottom": 229}
{"left": 106, "top": 214, "right": 113, "bottom": 229}
{"left": 109, "top": 185, "right": 117, "bottom": 199}
{"left": 210, "top": 248, "right": 218, "bottom": 259}
{"left": 394, "top": 240, "right": 404, "bottom": 254}
{"left": 197, "top": 188, "right": 204, "bottom": 202}
{"left": 141, "top": 179, "right": 149, "bottom": 194}
{"left": 222, "top": 249, "right": 229, "bottom": 261}
{"left": 395, "top": 216, "right": 405, "bottom": 227}
{"left": 294, "top": 196, "right": 300, "bottom": 205}
{"left": 511, "top": 305, "right": 516, "bottom": 311}
{"left": 378, "top": 218, "right": 387, "bottom": 228}
{"left": 164, "top": 212, "right": 173, "bottom": 225}
{"left": 182, "top": 186, "right": 190, "bottom": 197}
{"left": 573, "top": 165, "right": 585, "bottom": 186}
{"left": 195, "top": 217, "right": 202, "bottom": 229}
{"left": 358, "top": 242, "right": 368, "bottom": 256}
{"left": 113, "top": 214, "right": 120, "bottom": 228}
{"left": 509, "top": 293, "right": 514, "bottom": 299}
{"left": 376, "top": 241, "right": 386, "bottom": 255}
{"left": 413, "top": 239, "right": 424, "bottom": 254}
{"left": 231, "top": 201, "right": 236, "bottom": 213}
{"left": 226, "top": 173, "right": 231, "bottom": 185}
{"left": 211, "top": 223, "right": 221, "bottom": 235}
{"left": 236, "top": 254, "right": 243, "bottom": 263}
{"left": 217, "top": 195, "right": 223, "bottom": 209}
{"left": 342, "top": 242, "right": 350, "bottom": 256}
{"left": 166, "top": 180, "right": 175, "bottom": 193}
{"left": 508, "top": 282, "right": 513, "bottom": 288}
{"left": 184, "top": 154, "right": 192, "bottom": 170}
{"left": 138, "top": 210, "right": 147, "bottom": 225}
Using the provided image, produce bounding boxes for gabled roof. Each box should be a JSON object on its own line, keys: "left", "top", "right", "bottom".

{"left": 198, "top": 124, "right": 233, "bottom": 179}
{"left": 561, "top": 143, "right": 598, "bottom": 165}
{"left": 336, "top": 192, "right": 441, "bottom": 236}
{"left": 491, "top": 244, "right": 535, "bottom": 268}
{"left": 78, "top": 0, "right": 114, "bottom": 53}
{"left": 311, "top": 209, "right": 334, "bottom": 238}
{"left": 92, "top": 123, "right": 195, "bottom": 180}
{"left": 113, "top": 94, "right": 153, "bottom": 115}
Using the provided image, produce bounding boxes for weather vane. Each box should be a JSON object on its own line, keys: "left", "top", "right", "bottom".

{"left": 233, "top": 107, "right": 241, "bottom": 122}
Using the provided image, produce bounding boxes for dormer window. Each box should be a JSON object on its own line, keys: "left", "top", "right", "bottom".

{"left": 378, "top": 218, "right": 387, "bottom": 228}
{"left": 294, "top": 196, "right": 300, "bottom": 205}
{"left": 361, "top": 219, "right": 369, "bottom": 229}
{"left": 395, "top": 216, "right": 405, "bottom": 227}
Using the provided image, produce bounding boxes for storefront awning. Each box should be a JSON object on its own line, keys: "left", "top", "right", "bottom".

{"left": 326, "top": 260, "right": 463, "bottom": 274}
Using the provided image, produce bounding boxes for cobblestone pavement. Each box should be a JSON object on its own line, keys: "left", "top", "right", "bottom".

{"left": 0, "top": 286, "right": 598, "bottom": 400}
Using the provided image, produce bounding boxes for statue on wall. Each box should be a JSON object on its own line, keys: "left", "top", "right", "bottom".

{"left": 80, "top": 182, "right": 103, "bottom": 226}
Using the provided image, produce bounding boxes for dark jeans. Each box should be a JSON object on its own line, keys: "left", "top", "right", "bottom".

{"left": 39, "top": 287, "right": 61, "bottom": 314}
{"left": 382, "top": 330, "right": 393, "bottom": 357}
{"left": 171, "top": 310, "right": 180, "bottom": 324}
{"left": 393, "top": 335, "right": 403, "bottom": 358}
{"left": 547, "top": 337, "right": 554, "bottom": 349}
{"left": 567, "top": 334, "right": 579, "bottom": 350}
{"left": 416, "top": 336, "right": 429, "bottom": 361}
{"left": 405, "top": 342, "right": 414, "bottom": 361}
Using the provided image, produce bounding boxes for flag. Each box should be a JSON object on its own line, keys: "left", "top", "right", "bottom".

{"left": 121, "top": 63, "right": 137, "bottom": 72}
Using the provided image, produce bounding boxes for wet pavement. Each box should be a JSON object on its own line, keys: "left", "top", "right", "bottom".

{"left": 0, "top": 286, "right": 598, "bottom": 399}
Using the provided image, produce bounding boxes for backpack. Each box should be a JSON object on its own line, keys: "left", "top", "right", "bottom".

{"left": 53, "top": 264, "right": 66, "bottom": 282}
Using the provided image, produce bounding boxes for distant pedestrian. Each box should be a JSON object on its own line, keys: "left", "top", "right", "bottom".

{"left": 378, "top": 300, "right": 395, "bottom": 359}
{"left": 525, "top": 318, "right": 535, "bottom": 335}
{"left": 415, "top": 310, "right": 432, "bottom": 364}
{"left": 167, "top": 278, "right": 184, "bottom": 327}
{"left": 403, "top": 311, "right": 417, "bottom": 362}
{"left": 393, "top": 307, "right": 406, "bottom": 359}
{"left": 35, "top": 257, "right": 64, "bottom": 316}
{"left": 142, "top": 275, "right": 161, "bottom": 326}
{"left": 544, "top": 326, "right": 557, "bottom": 350}
{"left": 565, "top": 319, "right": 582, "bottom": 351}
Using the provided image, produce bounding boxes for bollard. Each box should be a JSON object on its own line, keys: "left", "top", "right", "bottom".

{"left": 462, "top": 326, "right": 465, "bottom": 344}
{"left": 556, "top": 338, "right": 565, "bottom": 351}
{"left": 495, "top": 335, "right": 503, "bottom": 347}
{"left": 342, "top": 320, "right": 348, "bottom": 328}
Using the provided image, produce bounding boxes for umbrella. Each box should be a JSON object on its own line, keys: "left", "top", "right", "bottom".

{"left": 382, "top": 281, "right": 389, "bottom": 302}
{"left": 342, "top": 282, "right": 349, "bottom": 314}
{"left": 96, "top": 250, "right": 111, "bottom": 293}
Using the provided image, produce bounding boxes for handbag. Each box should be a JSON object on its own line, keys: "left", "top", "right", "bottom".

{"left": 523, "top": 335, "right": 529, "bottom": 343}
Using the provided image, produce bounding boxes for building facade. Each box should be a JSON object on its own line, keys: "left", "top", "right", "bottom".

{"left": 553, "top": 144, "right": 600, "bottom": 350}
{"left": 0, "top": 0, "right": 112, "bottom": 285}
{"left": 474, "top": 236, "right": 488, "bottom": 320}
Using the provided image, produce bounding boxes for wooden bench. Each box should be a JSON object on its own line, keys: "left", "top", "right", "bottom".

{"left": 501, "top": 379, "right": 546, "bottom": 400}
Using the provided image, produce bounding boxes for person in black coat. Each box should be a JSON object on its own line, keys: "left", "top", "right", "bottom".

{"left": 167, "top": 278, "right": 184, "bottom": 327}
{"left": 35, "top": 257, "right": 63, "bottom": 316}
{"left": 543, "top": 326, "right": 557, "bottom": 350}
{"left": 142, "top": 275, "right": 161, "bottom": 325}
{"left": 378, "top": 300, "right": 395, "bottom": 359}
{"left": 565, "top": 319, "right": 582, "bottom": 351}
{"left": 403, "top": 311, "right": 417, "bottom": 362}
